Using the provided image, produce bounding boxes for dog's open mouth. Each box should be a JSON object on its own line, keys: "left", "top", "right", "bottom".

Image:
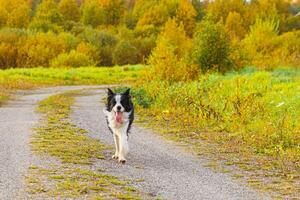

{"left": 115, "top": 111, "right": 123, "bottom": 123}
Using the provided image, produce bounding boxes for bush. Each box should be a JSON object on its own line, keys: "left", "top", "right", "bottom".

{"left": 17, "top": 32, "right": 67, "bottom": 67}
{"left": 78, "top": 28, "right": 118, "bottom": 66}
{"left": 58, "top": 0, "right": 80, "bottom": 22}
{"left": 29, "top": 0, "right": 63, "bottom": 32}
{"left": 273, "top": 30, "right": 300, "bottom": 67}
{"left": 0, "top": 28, "right": 27, "bottom": 68}
{"left": 148, "top": 19, "right": 198, "bottom": 82}
{"left": 132, "top": 36, "right": 156, "bottom": 63}
{"left": 0, "top": 43, "right": 18, "bottom": 69}
{"left": 81, "top": 0, "right": 104, "bottom": 27}
{"left": 192, "top": 19, "right": 231, "bottom": 73}
{"left": 242, "top": 18, "right": 279, "bottom": 69}
{"left": 112, "top": 41, "right": 138, "bottom": 65}
{"left": 50, "top": 50, "right": 96, "bottom": 68}
{"left": 76, "top": 42, "right": 100, "bottom": 65}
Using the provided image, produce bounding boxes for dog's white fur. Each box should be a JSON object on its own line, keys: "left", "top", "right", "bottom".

{"left": 103, "top": 94, "right": 131, "bottom": 163}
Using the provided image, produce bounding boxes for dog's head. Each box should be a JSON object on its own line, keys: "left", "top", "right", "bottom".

{"left": 106, "top": 88, "right": 133, "bottom": 123}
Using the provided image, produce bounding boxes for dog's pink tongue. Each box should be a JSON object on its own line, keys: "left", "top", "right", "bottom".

{"left": 116, "top": 112, "right": 123, "bottom": 123}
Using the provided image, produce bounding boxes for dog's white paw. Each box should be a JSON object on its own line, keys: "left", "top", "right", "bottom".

{"left": 112, "top": 154, "right": 118, "bottom": 159}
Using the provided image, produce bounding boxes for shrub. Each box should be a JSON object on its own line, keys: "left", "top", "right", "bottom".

{"left": 50, "top": 50, "right": 96, "bottom": 68}
{"left": 176, "top": 0, "right": 197, "bottom": 37}
{"left": 76, "top": 42, "right": 100, "bottom": 65}
{"left": 81, "top": 0, "right": 104, "bottom": 27}
{"left": 148, "top": 19, "right": 197, "bottom": 82}
{"left": 0, "top": 28, "right": 27, "bottom": 68}
{"left": 29, "top": 0, "right": 63, "bottom": 32}
{"left": 136, "top": 4, "right": 169, "bottom": 28}
{"left": 17, "top": 32, "right": 67, "bottom": 67}
{"left": 0, "top": 43, "right": 18, "bottom": 69}
{"left": 273, "top": 31, "right": 300, "bottom": 67}
{"left": 112, "top": 41, "right": 138, "bottom": 65}
{"left": 192, "top": 19, "right": 231, "bottom": 73}
{"left": 100, "top": 0, "right": 125, "bottom": 26}
{"left": 132, "top": 36, "right": 156, "bottom": 63}
{"left": 0, "top": 0, "right": 31, "bottom": 28}
{"left": 242, "top": 18, "right": 279, "bottom": 69}
{"left": 58, "top": 0, "right": 80, "bottom": 22}
{"left": 78, "top": 28, "right": 118, "bottom": 66}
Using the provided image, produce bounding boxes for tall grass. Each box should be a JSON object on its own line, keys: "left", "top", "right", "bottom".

{"left": 133, "top": 67, "right": 300, "bottom": 169}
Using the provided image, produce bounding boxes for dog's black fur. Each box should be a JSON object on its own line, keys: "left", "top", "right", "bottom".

{"left": 106, "top": 88, "right": 134, "bottom": 134}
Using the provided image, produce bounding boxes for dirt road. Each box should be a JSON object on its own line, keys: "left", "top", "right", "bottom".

{"left": 0, "top": 86, "right": 269, "bottom": 200}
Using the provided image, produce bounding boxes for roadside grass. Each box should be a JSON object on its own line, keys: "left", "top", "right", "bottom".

{"left": 27, "top": 91, "right": 146, "bottom": 199}
{"left": 0, "top": 65, "right": 145, "bottom": 105}
{"left": 131, "top": 67, "right": 300, "bottom": 199}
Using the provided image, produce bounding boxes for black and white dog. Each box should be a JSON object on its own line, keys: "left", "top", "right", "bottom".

{"left": 103, "top": 88, "right": 134, "bottom": 163}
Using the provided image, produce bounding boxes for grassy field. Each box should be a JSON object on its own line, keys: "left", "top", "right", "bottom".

{"left": 0, "top": 65, "right": 145, "bottom": 104}
{"left": 132, "top": 67, "right": 300, "bottom": 198}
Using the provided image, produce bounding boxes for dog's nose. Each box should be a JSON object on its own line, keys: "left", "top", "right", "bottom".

{"left": 117, "top": 106, "right": 121, "bottom": 111}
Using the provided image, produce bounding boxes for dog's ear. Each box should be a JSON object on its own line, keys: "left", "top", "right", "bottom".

{"left": 107, "top": 88, "right": 114, "bottom": 97}
{"left": 123, "top": 88, "right": 130, "bottom": 96}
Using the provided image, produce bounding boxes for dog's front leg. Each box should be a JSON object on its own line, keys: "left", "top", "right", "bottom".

{"left": 112, "top": 134, "right": 119, "bottom": 159}
{"left": 118, "top": 129, "right": 129, "bottom": 164}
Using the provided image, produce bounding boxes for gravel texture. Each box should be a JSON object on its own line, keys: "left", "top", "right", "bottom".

{"left": 71, "top": 89, "right": 271, "bottom": 200}
{"left": 0, "top": 86, "right": 104, "bottom": 200}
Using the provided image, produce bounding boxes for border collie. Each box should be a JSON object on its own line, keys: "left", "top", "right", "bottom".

{"left": 103, "top": 88, "right": 134, "bottom": 164}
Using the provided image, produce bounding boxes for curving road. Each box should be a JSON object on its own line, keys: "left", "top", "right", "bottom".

{"left": 0, "top": 86, "right": 270, "bottom": 200}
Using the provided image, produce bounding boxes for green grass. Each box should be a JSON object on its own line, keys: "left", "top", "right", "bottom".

{"left": 28, "top": 91, "right": 148, "bottom": 199}
{"left": 132, "top": 67, "right": 300, "bottom": 199}
{"left": 0, "top": 65, "right": 145, "bottom": 104}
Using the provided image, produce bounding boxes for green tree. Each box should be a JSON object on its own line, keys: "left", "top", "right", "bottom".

{"left": 30, "top": 0, "right": 62, "bottom": 31}
{"left": 58, "top": 0, "right": 80, "bottom": 22}
{"left": 112, "top": 40, "right": 138, "bottom": 65}
{"left": 192, "top": 19, "right": 231, "bottom": 73}
{"left": 81, "top": 0, "right": 104, "bottom": 27}
{"left": 100, "top": 0, "right": 125, "bottom": 26}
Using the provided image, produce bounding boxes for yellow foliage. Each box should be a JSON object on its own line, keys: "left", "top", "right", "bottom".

{"left": 17, "top": 32, "right": 67, "bottom": 67}
{"left": 136, "top": 4, "right": 169, "bottom": 28}
{"left": 225, "top": 11, "right": 247, "bottom": 40}
{"left": 0, "top": 43, "right": 18, "bottom": 68}
{"left": 176, "top": 0, "right": 197, "bottom": 37}
{"left": 0, "top": 0, "right": 31, "bottom": 28}
{"left": 148, "top": 19, "right": 198, "bottom": 82}
{"left": 58, "top": 0, "right": 80, "bottom": 22}
{"left": 76, "top": 42, "right": 100, "bottom": 65}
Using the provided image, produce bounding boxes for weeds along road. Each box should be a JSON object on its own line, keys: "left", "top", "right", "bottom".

{"left": 0, "top": 86, "right": 270, "bottom": 200}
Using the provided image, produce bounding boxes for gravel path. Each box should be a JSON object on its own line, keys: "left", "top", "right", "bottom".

{"left": 71, "top": 89, "right": 270, "bottom": 200}
{"left": 0, "top": 86, "right": 105, "bottom": 200}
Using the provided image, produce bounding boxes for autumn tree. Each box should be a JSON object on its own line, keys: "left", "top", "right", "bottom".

{"left": 81, "top": 0, "right": 104, "bottom": 27}
{"left": 148, "top": 18, "right": 197, "bottom": 82}
{"left": 176, "top": 0, "right": 197, "bottom": 37}
{"left": 0, "top": 0, "right": 31, "bottom": 28}
{"left": 30, "top": 0, "right": 62, "bottom": 31}
{"left": 99, "top": 0, "right": 125, "bottom": 26}
{"left": 242, "top": 18, "right": 280, "bottom": 69}
{"left": 137, "top": 4, "right": 169, "bottom": 28}
{"left": 207, "top": 0, "right": 247, "bottom": 23}
{"left": 192, "top": 19, "right": 231, "bottom": 73}
{"left": 225, "top": 11, "right": 247, "bottom": 40}
{"left": 58, "top": 0, "right": 80, "bottom": 22}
